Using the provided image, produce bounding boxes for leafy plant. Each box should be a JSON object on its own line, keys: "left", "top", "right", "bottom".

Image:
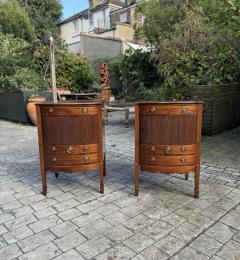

{"left": 0, "top": 0, "right": 36, "bottom": 42}
{"left": 0, "top": 33, "right": 43, "bottom": 92}
{"left": 55, "top": 50, "right": 94, "bottom": 93}
{"left": 119, "top": 49, "right": 159, "bottom": 99}
{"left": 18, "top": 0, "right": 62, "bottom": 38}
{"left": 132, "top": 0, "right": 240, "bottom": 100}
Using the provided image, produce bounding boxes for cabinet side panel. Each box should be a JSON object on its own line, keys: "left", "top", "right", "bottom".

{"left": 42, "top": 115, "right": 98, "bottom": 145}
{"left": 139, "top": 114, "right": 198, "bottom": 145}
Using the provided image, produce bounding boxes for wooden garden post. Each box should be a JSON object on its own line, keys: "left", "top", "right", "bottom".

{"left": 49, "top": 37, "right": 58, "bottom": 103}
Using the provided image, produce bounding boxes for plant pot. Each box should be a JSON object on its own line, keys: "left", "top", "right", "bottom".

{"left": 27, "top": 97, "right": 46, "bottom": 126}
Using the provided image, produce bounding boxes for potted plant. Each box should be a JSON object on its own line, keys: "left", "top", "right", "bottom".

{"left": 26, "top": 95, "right": 46, "bottom": 126}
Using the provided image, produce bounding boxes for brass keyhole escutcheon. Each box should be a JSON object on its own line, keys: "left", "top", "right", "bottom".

{"left": 82, "top": 108, "right": 88, "bottom": 113}
{"left": 164, "top": 146, "right": 172, "bottom": 155}
{"left": 150, "top": 146, "right": 155, "bottom": 152}
{"left": 48, "top": 108, "right": 54, "bottom": 113}
{"left": 66, "top": 145, "right": 74, "bottom": 154}
{"left": 84, "top": 155, "right": 89, "bottom": 161}
{"left": 180, "top": 157, "right": 186, "bottom": 163}
{"left": 181, "top": 146, "right": 187, "bottom": 152}
{"left": 151, "top": 157, "right": 156, "bottom": 162}
{"left": 51, "top": 146, "right": 56, "bottom": 152}
{"left": 83, "top": 145, "right": 89, "bottom": 152}
{"left": 150, "top": 107, "right": 156, "bottom": 112}
{"left": 52, "top": 157, "right": 57, "bottom": 163}
{"left": 182, "top": 107, "right": 188, "bottom": 113}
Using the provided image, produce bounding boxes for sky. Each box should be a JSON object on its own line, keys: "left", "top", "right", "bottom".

{"left": 60, "top": 0, "right": 89, "bottom": 20}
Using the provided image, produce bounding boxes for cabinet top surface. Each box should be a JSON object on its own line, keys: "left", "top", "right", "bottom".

{"left": 135, "top": 101, "right": 203, "bottom": 105}
{"left": 36, "top": 100, "right": 102, "bottom": 106}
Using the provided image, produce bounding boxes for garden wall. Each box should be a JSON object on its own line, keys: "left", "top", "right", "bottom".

{"left": 81, "top": 34, "right": 122, "bottom": 61}
{"left": 67, "top": 34, "right": 122, "bottom": 61}
{"left": 192, "top": 83, "right": 240, "bottom": 135}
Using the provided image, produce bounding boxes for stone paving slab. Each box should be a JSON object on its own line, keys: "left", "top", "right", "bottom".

{"left": 0, "top": 114, "right": 240, "bottom": 260}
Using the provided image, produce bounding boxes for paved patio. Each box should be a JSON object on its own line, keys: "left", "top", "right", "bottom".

{"left": 0, "top": 113, "right": 240, "bottom": 260}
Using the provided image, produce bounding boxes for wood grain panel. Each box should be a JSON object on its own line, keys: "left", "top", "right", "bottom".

{"left": 140, "top": 154, "right": 196, "bottom": 166}
{"left": 45, "top": 153, "right": 99, "bottom": 165}
{"left": 139, "top": 114, "right": 197, "bottom": 145}
{"left": 44, "top": 144, "right": 98, "bottom": 155}
{"left": 140, "top": 144, "right": 196, "bottom": 155}
{"left": 42, "top": 115, "right": 98, "bottom": 145}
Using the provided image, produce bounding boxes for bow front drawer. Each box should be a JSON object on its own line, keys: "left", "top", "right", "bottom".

{"left": 140, "top": 144, "right": 196, "bottom": 155}
{"left": 41, "top": 106, "right": 98, "bottom": 116}
{"left": 45, "top": 153, "right": 99, "bottom": 166}
{"left": 139, "top": 104, "right": 198, "bottom": 115}
{"left": 140, "top": 154, "right": 196, "bottom": 166}
{"left": 45, "top": 144, "right": 98, "bottom": 155}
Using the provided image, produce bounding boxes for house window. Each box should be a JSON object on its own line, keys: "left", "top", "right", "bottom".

{"left": 89, "top": 15, "right": 93, "bottom": 26}
{"left": 73, "top": 20, "right": 79, "bottom": 33}
{"left": 120, "top": 12, "right": 128, "bottom": 23}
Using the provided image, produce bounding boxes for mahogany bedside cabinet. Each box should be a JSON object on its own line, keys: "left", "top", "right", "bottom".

{"left": 36, "top": 101, "right": 105, "bottom": 196}
{"left": 135, "top": 101, "right": 203, "bottom": 198}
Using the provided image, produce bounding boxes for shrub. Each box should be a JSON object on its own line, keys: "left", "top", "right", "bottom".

{"left": 120, "top": 49, "right": 159, "bottom": 98}
{"left": 0, "top": 0, "right": 36, "bottom": 42}
{"left": 0, "top": 33, "right": 43, "bottom": 92}
{"left": 55, "top": 50, "right": 94, "bottom": 93}
{"left": 131, "top": 0, "right": 240, "bottom": 100}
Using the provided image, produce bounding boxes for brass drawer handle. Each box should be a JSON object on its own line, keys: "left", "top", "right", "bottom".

{"left": 84, "top": 155, "right": 89, "bottom": 161}
{"left": 82, "top": 108, "right": 88, "bottom": 113}
{"left": 48, "top": 108, "right": 54, "bottom": 113}
{"left": 51, "top": 146, "right": 56, "bottom": 152}
{"left": 180, "top": 157, "right": 186, "bottom": 163}
{"left": 66, "top": 145, "right": 74, "bottom": 154}
{"left": 181, "top": 146, "right": 187, "bottom": 152}
{"left": 52, "top": 157, "right": 57, "bottom": 163}
{"left": 182, "top": 107, "right": 188, "bottom": 113}
{"left": 150, "top": 146, "right": 155, "bottom": 152}
{"left": 150, "top": 107, "right": 156, "bottom": 112}
{"left": 164, "top": 146, "right": 172, "bottom": 155}
{"left": 83, "top": 145, "right": 89, "bottom": 152}
{"left": 150, "top": 157, "right": 156, "bottom": 162}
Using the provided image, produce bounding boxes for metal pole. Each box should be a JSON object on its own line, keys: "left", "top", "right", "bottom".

{"left": 49, "top": 37, "right": 58, "bottom": 103}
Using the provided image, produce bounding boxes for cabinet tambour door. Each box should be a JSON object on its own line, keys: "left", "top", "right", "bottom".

{"left": 42, "top": 114, "right": 98, "bottom": 145}
{"left": 139, "top": 107, "right": 198, "bottom": 145}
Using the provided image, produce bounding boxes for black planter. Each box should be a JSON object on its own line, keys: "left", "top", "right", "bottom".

{"left": 193, "top": 83, "right": 240, "bottom": 135}
{"left": 0, "top": 92, "right": 52, "bottom": 123}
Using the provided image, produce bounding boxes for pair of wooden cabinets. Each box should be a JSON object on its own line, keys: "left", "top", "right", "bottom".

{"left": 36, "top": 101, "right": 203, "bottom": 198}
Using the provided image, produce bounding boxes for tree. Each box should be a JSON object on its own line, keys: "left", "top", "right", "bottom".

{"left": 135, "top": 0, "right": 184, "bottom": 43}
{"left": 0, "top": 33, "right": 43, "bottom": 92}
{"left": 18, "top": 0, "right": 63, "bottom": 37}
{"left": 0, "top": 0, "right": 36, "bottom": 42}
{"left": 133, "top": 0, "right": 240, "bottom": 100}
